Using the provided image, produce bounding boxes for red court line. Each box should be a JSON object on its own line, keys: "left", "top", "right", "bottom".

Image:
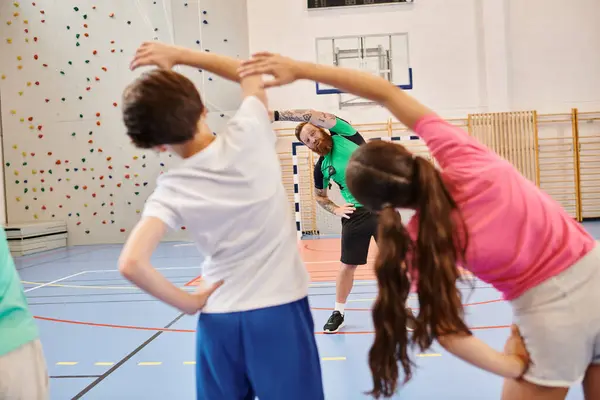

{"left": 33, "top": 315, "right": 510, "bottom": 334}
{"left": 311, "top": 298, "right": 505, "bottom": 312}
{"left": 33, "top": 298, "right": 506, "bottom": 333}
{"left": 184, "top": 275, "right": 202, "bottom": 287}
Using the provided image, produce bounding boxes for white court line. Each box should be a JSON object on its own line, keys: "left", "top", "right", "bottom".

{"left": 173, "top": 243, "right": 195, "bottom": 247}
{"left": 84, "top": 266, "right": 202, "bottom": 273}
{"left": 24, "top": 271, "right": 88, "bottom": 293}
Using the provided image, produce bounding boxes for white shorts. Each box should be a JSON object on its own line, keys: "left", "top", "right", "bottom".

{"left": 0, "top": 339, "right": 48, "bottom": 399}
{"left": 511, "top": 244, "right": 600, "bottom": 387}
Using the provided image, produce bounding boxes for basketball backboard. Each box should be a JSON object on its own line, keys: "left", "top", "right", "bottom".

{"left": 315, "top": 32, "right": 412, "bottom": 107}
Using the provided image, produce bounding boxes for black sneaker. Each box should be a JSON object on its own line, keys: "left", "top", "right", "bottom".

{"left": 406, "top": 307, "right": 416, "bottom": 332}
{"left": 323, "top": 311, "right": 345, "bottom": 334}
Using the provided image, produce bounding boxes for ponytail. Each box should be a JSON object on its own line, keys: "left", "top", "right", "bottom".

{"left": 367, "top": 157, "right": 470, "bottom": 398}
{"left": 368, "top": 206, "right": 416, "bottom": 398}
{"left": 412, "top": 156, "right": 470, "bottom": 346}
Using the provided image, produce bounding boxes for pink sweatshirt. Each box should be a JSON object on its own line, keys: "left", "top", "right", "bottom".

{"left": 406, "top": 114, "right": 596, "bottom": 300}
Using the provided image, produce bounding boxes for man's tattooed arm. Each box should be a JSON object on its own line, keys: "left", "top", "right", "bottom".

{"left": 315, "top": 188, "right": 338, "bottom": 215}
{"left": 276, "top": 109, "right": 337, "bottom": 129}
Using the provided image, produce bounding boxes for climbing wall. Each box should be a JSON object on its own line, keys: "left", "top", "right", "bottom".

{"left": 0, "top": 0, "right": 250, "bottom": 245}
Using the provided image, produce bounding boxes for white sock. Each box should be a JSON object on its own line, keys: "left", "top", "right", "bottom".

{"left": 335, "top": 302, "right": 345, "bottom": 315}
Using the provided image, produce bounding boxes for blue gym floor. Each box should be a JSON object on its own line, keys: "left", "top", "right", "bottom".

{"left": 17, "top": 222, "right": 600, "bottom": 399}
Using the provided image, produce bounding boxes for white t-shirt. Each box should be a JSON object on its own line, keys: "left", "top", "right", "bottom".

{"left": 142, "top": 96, "right": 309, "bottom": 313}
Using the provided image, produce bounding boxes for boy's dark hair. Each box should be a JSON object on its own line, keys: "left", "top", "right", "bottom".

{"left": 122, "top": 69, "right": 205, "bottom": 149}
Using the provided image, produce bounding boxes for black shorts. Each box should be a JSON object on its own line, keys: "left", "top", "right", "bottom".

{"left": 340, "top": 207, "right": 378, "bottom": 266}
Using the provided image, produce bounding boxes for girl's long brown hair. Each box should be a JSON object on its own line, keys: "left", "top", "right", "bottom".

{"left": 346, "top": 141, "right": 471, "bottom": 398}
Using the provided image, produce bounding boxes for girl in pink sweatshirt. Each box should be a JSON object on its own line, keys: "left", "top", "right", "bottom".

{"left": 239, "top": 54, "right": 600, "bottom": 400}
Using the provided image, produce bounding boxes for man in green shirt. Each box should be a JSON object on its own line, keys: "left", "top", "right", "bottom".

{"left": 273, "top": 109, "right": 379, "bottom": 333}
{"left": 0, "top": 227, "right": 48, "bottom": 398}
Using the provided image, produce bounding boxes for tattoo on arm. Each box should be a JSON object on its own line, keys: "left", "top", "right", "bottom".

{"left": 310, "top": 112, "right": 337, "bottom": 129}
{"left": 315, "top": 188, "right": 338, "bottom": 215}
{"left": 278, "top": 110, "right": 312, "bottom": 122}
{"left": 278, "top": 110, "right": 337, "bottom": 129}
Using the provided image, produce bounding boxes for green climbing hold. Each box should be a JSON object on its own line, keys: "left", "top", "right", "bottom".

{"left": 90, "top": 149, "right": 94, "bottom": 153}
{"left": 62, "top": 98, "right": 66, "bottom": 101}
{"left": 24, "top": 188, "right": 28, "bottom": 193}
{"left": 68, "top": 61, "right": 73, "bottom": 65}
{"left": 86, "top": 77, "right": 91, "bottom": 81}
{"left": 85, "top": 60, "right": 90, "bottom": 64}
{"left": 48, "top": 170, "right": 52, "bottom": 174}
{"left": 15, "top": 180, "right": 19, "bottom": 184}
{"left": 5, "top": 162, "right": 9, "bottom": 167}
{"left": 25, "top": 205, "right": 29, "bottom": 210}
{"left": 89, "top": 131, "right": 93, "bottom": 135}
{"left": 79, "top": 114, "right": 83, "bottom": 118}
{"left": 135, "top": 192, "right": 140, "bottom": 196}
{"left": 67, "top": 26, "right": 70, "bottom": 29}
{"left": 76, "top": 213, "right": 80, "bottom": 217}
{"left": 23, "top": 162, "right": 27, "bottom": 166}
{"left": 83, "top": 14, "right": 87, "bottom": 19}
{"left": 74, "top": 185, "right": 79, "bottom": 190}
{"left": 76, "top": 34, "right": 80, "bottom": 39}
{"left": 76, "top": 42, "right": 80, "bottom": 46}
{"left": 72, "top": 132, "right": 76, "bottom": 136}
{"left": 60, "top": 71, "right": 65, "bottom": 75}
{"left": 74, "top": 7, "right": 79, "bottom": 11}
{"left": 41, "top": 188, "right": 45, "bottom": 192}
{"left": 81, "top": 158, "right": 86, "bottom": 162}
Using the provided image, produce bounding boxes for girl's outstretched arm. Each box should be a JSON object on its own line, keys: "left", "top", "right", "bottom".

{"left": 238, "top": 53, "right": 431, "bottom": 130}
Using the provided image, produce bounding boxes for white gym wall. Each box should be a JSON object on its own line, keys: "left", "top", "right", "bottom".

{"left": 248, "top": 0, "right": 600, "bottom": 127}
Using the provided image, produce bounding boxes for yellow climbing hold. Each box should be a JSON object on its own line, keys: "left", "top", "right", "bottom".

{"left": 17, "top": 56, "right": 22, "bottom": 61}
{"left": 1, "top": 74, "right": 6, "bottom": 80}
{"left": 16, "top": 197, "right": 21, "bottom": 202}
{"left": 10, "top": 110, "right": 16, "bottom": 115}
{"left": 6, "top": 38, "right": 12, "bottom": 44}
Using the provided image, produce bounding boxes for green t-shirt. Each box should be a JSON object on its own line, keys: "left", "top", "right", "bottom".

{"left": 0, "top": 228, "right": 38, "bottom": 356}
{"left": 314, "top": 117, "right": 366, "bottom": 207}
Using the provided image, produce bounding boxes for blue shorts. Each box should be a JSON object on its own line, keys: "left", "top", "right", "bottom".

{"left": 196, "top": 297, "right": 324, "bottom": 400}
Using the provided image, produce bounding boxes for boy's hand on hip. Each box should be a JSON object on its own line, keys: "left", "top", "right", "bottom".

{"left": 181, "top": 279, "right": 224, "bottom": 315}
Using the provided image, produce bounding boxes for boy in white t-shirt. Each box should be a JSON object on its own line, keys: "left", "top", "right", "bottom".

{"left": 118, "top": 42, "right": 324, "bottom": 399}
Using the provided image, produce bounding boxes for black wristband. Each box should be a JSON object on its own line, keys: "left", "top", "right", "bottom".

{"left": 274, "top": 110, "right": 280, "bottom": 121}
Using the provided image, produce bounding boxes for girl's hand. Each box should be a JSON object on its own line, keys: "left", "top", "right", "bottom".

{"left": 238, "top": 52, "right": 303, "bottom": 88}
{"left": 503, "top": 324, "right": 530, "bottom": 378}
